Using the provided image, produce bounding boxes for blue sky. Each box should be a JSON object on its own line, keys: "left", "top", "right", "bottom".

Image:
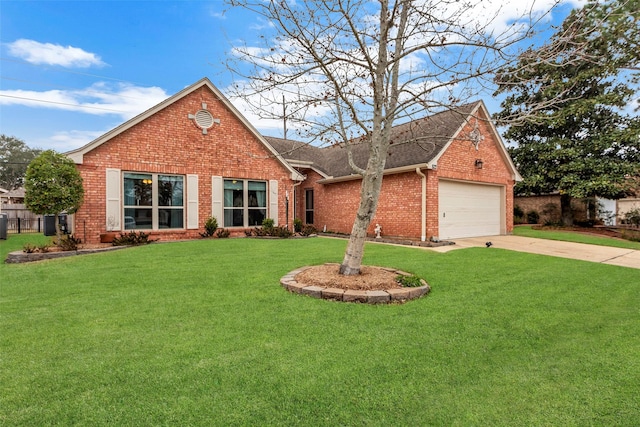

{"left": 1, "top": 0, "right": 582, "bottom": 152}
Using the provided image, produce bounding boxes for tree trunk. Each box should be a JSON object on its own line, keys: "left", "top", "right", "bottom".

{"left": 54, "top": 213, "right": 62, "bottom": 246}
{"left": 339, "top": 168, "right": 385, "bottom": 275}
{"left": 560, "top": 194, "right": 573, "bottom": 227}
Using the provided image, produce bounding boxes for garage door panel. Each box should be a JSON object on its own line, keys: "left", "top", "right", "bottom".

{"left": 439, "top": 180, "right": 502, "bottom": 239}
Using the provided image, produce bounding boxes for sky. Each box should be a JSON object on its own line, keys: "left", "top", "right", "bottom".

{"left": 1, "top": 0, "right": 584, "bottom": 152}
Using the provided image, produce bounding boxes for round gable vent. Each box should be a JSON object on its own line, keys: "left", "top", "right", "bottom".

{"left": 195, "top": 109, "right": 214, "bottom": 129}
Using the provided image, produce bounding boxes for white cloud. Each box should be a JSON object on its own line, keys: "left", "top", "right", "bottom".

{"left": 45, "top": 130, "right": 107, "bottom": 151}
{"left": 0, "top": 83, "right": 169, "bottom": 121}
{"left": 7, "top": 39, "right": 106, "bottom": 68}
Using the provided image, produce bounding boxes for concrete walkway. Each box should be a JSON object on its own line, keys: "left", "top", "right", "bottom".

{"left": 428, "top": 235, "right": 640, "bottom": 270}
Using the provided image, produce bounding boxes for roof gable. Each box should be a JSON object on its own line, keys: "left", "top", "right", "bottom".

{"left": 66, "top": 78, "right": 303, "bottom": 180}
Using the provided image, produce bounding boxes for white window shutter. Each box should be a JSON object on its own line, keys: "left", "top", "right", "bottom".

{"left": 186, "top": 174, "right": 199, "bottom": 229}
{"left": 269, "top": 180, "right": 279, "bottom": 226}
{"left": 211, "top": 176, "right": 223, "bottom": 227}
{"left": 105, "top": 168, "right": 121, "bottom": 231}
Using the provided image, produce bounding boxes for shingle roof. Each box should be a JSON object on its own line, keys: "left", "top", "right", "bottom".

{"left": 266, "top": 101, "right": 483, "bottom": 178}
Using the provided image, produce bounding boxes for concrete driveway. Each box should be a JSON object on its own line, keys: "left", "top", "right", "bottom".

{"left": 429, "top": 235, "right": 640, "bottom": 270}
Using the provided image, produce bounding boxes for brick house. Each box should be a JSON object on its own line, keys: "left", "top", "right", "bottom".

{"left": 66, "top": 77, "right": 520, "bottom": 243}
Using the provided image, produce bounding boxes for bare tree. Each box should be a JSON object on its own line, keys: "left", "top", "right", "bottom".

{"left": 226, "top": 0, "right": 564, "bottom": 275}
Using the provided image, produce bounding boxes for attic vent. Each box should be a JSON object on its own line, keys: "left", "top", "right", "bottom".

{"left": 195, "top": 110, "right": 214, "bottom": 129}
{"left": 188, "top": 108, "right": 220, "bottom": 134}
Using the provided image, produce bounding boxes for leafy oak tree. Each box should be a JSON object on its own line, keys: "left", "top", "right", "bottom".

{"left": 494, "top": 0, "right": 640, "bottom": 225}
{"left": 227, "top": 0, "right": 574, "bottom": 275}
{"left": 0, "top": 135, "right": 41, "bottom": 190}
{"left": 25, "top": 150, "right": 84, "bottom": 242}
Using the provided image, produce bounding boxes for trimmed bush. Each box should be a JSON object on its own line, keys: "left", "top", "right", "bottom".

{"left": 200, "top": 216, "right": 218, "bottom": 238}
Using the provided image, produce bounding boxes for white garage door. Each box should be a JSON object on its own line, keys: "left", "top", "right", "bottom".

{"left": 438, "top": 180, "right": 502, "bottom": 239}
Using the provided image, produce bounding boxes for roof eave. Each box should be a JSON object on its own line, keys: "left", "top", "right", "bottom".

{"left": 317, "top": 163, "right": 432, "bottom": 184}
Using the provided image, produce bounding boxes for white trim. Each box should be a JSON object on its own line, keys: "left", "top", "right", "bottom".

{"left": 105, "top": 168, "right": 121, "bottom": 231}
{"left": 269, "top": 180, "right": 279, "bottom": 226}
{"left": 186, "top": 174, "right": 199, "bottom": 229}
{"left": 211, "top": 176, "right": 223, "bottom": 226}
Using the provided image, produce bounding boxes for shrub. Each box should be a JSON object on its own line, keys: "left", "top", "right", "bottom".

{"left": 273, "top": 226, "right": 293, "bottom": 238}
{"left": 293, "top": 218, "right": 303, "bottom": 233}
{"left": 526, "top": 210, "right": 540, "bottom": 224}
{"left": 396, "top": 274, "right": 424, "bottom": 288}
{"left": 620, "top": 228, "right": 640, "bottom": 242}
{"left": 112, "top": 231, "right": 158, "bottom": 246}
{"left": 57, "top": 234, "right": 81, "bottom": 251}
{"left": 245, "top": 218, "right": 294, "bottom": 238}
{"left": 624, "top": 208, "right": 640, "bottom": 227}
{"left": 514, "top": 205, "right": 524, "bottom": 218}
{"left": 300, "top": 224, "right": 317, "bottom": 236}
{"left": 22, "top": 243, "right": 37, "bottom": 253}
{"left": 513, "top": 205, "right": 525, "bottom": 224}
{"left": 215, "top": 228, "right": 230, "bottom": 238}
{"left": 262, "top": 218, "right": 275, "bottom": 232}
{"left": 200, "top": 216, "right": 218, "bottom": 238}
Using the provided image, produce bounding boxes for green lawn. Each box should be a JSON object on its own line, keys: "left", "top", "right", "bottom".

{"left": 1, "top": 235, "right": 639, "bottom": 425}
{"left": 514, "top": 225, "right": 640, "bottom": 250}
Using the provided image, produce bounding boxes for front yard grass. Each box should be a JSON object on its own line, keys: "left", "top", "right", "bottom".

{"left": 1, "top": 235, "right": 638, "bottom": 425}
{"left": 514, "top": 224, "right": 640, "bottom": 250}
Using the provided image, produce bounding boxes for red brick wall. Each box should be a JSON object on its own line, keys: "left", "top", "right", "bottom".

{"left": 74, "top": 86, "right": 294, "bottom": 243}
{"left": 435, "top": 109, "right": 516, "bottom": 236}
{"left": 293, "top": 170, "right": 422, "bottom": 238}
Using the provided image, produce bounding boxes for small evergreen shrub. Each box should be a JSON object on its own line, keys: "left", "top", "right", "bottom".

{"left": 112, "top": 231, "right": 158, "bottom": 246}
{"left": 262, "top": 218, "right": 275, "bottom": 232}
{"left": 200, "top": 216, "right": 218, "bottom": 238}
{"left": 513, "top": 205, "right": 525, "bottom": 224}
{"left": 293, "top": 218, "right": 302, "bottom": 233}
{"left": 526, "top": 210, "right": 540, "bottom": 224}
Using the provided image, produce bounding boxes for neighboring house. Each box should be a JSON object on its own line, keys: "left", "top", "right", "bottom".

{"left": 65, "top": 78, "right": 520, "bottom": 244}
{"left": 515, "top": 193, "right": 639, "bottom": 226}
{"left": 0, "top": 187, "right": 25, "bottom": 204}
{"left": 599, "top": 196, "right": 640, "bottom": 226}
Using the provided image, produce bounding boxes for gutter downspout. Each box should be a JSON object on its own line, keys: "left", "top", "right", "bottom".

{"left": 415, "top": 167, "right": 427, "bottom": 242}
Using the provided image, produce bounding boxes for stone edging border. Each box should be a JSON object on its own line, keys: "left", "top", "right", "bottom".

{"left": 280, "top": 264, "right": 431, "bottom": 304}
{"left": 5, "top": 246, "right": 128, "bottom": 264}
